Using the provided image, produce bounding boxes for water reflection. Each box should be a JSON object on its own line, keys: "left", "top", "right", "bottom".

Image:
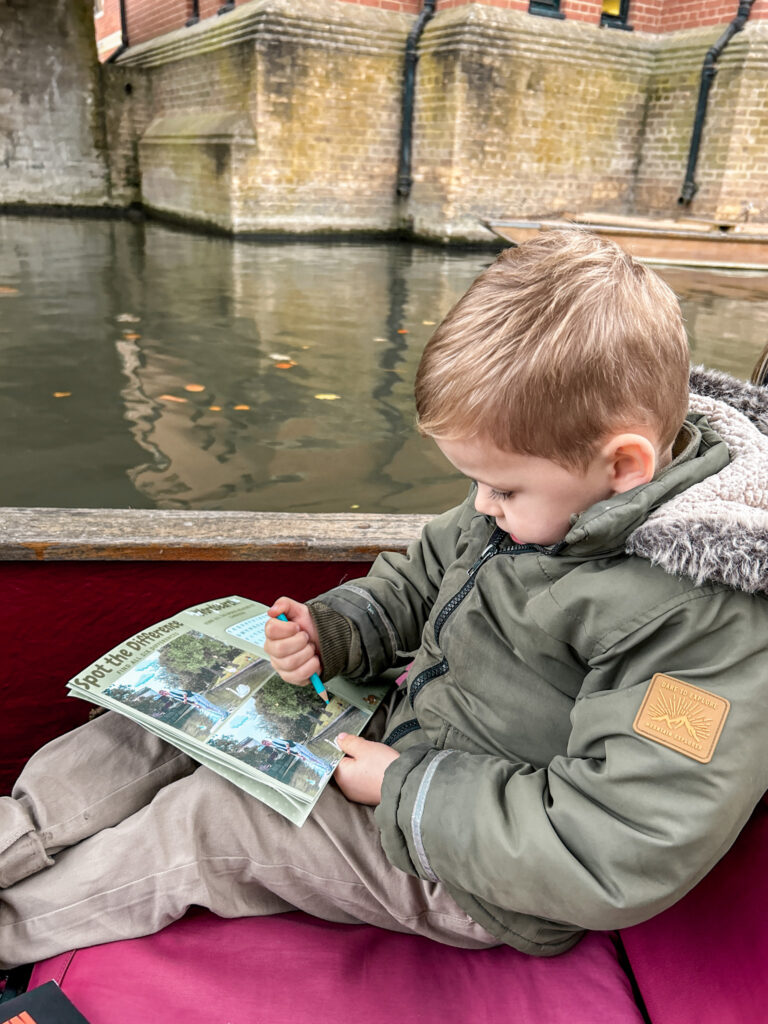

{"left": 1, "top": 216, "right": 767, "bottom": 512}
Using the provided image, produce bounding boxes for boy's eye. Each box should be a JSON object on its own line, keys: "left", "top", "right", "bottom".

{"left": 489, "top": 488, "right": 513, "bottom": 501}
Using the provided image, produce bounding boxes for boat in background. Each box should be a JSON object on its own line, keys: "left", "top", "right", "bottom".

{"left": 486, "top": 211, "right": 768, "bottom": 270}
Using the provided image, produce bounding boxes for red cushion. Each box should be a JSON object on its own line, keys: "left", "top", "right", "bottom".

{"left": 30, "top": 911, "right": 645, "bottom": 1024}
{"left": 621, "top": 801, "right": 768, "bottom": 1024}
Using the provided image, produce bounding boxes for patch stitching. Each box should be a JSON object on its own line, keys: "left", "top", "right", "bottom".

{"left": 633, "top": 673, "right": 730, "bottom": 764}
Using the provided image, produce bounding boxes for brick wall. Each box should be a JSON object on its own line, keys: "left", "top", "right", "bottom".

{"left": 636, "top": 20, "right": 768, "bottom": 220}
{"left": 410, "top": 4, "right": 656, "bottom": 239}
{"left": 107, "top": 0, "right": 408, "bottom": 232}
{"left": 94, "top": 0, "right": 123, "bottom": 59}
{"left": 95, "top": 0, "right": 768, "bottom": 58}
{"left": 101, "top": 0, "right": 768, "bottom": 239}
{"left": 0, "top": 0, "right": 110, "bottom": 207}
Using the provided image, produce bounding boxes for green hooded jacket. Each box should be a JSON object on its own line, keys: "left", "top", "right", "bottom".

{"left": 311, "top": 368, "right": 768, "bottom": 956}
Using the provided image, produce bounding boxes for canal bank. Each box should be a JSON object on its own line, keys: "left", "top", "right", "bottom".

{"left": 3, "top": 0, "right": 768, "bottom": 243}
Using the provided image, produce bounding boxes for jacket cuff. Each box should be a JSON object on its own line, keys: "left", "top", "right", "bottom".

{"left": 375, "top": 744, "right": 449, "bottom": 881}
{"left": 307, "top": 601, "right": 357, "bottom": 681}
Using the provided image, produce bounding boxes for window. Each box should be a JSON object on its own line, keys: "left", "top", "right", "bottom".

{"left": 601, "top": 0, "right": 632, "bottom": 30}
{"left": 528, "top": 0, "right": 565, "bottom": 20}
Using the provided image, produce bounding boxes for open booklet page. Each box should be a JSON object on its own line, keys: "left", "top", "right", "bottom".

{"left": 68, "top": 596, "right": 389, "bottom": 826}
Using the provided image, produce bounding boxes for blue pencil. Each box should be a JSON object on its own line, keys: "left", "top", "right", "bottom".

{"left": 277, "top": 614, "right": 330, "bottom": 704}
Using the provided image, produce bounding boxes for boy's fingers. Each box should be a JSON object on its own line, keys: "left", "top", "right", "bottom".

{"left": 280, "top": 656, "right": 321, "bottom": 686}
{"left": 268, "top": 597, "right": 302, "bottom": 622}
{"left": 266, "top": 630, "right": 307, "bottom": 656}
{"left": 336, "top": 733, "right": 365, "bottom": 756}
{"left": 264, "top": 617, "right": 298, "bottom": 640}
{"left": 275, "top": 645, "right": 316, "bottom": 674}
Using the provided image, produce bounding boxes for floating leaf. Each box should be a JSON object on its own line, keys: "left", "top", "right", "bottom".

{"left": 373, "top": 337, "right": 387, "bottom": 342}
{"left": 301, "top": 345, "right": 311, "bottom": 350}
{"left": 397, "top": 329, "right": 408, "bottom": 334}
{"left": 123, "top": 332, "right": 141, "bottom": 341}
{"left": 234, "top": 404, "right": 251, "bottom": 411}
{"left": 159, "top": 394, "right": 188, "bottom": 403}
{"left": 184, "top": 384, "right": 206, "bottom": 392}
{"left": 116, "top": 313, "right": 140, "bottom": 323}
{"left": 422, "top": 320, "right": 436, "bottom": 326}
{"left": 274, "top": 361, "right": 296, "bottom": 369}
{"left": 0, "top": 285, "right": 19, "bottom": 296}
{"left": 269, "top": 352, "right": 290, "bottom": 361}
{"left": 53, "top": 391, "right": 71, "bottom": 398}
{"left": 209, "top": 405, "right": 222, "bottom": 411}
{"left": 350, "top": 503, "right": 360, "bottom": 509}
{"left": 314, "top": 393, "right": 340, "bottom": 401}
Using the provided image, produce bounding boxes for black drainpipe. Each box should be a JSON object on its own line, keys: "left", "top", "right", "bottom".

{"left": 396, "top": 0, "right": 437, "bottom": 199}
{"left": 678, "top": 0, "right": 755, "bottom": 205}
{"left": 106, "top": 0, "right": 130, "bottom": 63}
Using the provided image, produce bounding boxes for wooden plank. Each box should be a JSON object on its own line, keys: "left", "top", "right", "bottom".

{"left": 486, "top": 219, "right": 768, "bottom": 268}
{"left": 0, "top": 508, "right": 433, "bottom": 562}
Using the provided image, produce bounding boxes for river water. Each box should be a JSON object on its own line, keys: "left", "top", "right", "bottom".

{"left": 1, "top": 215, "right": 766, "bottom": 513}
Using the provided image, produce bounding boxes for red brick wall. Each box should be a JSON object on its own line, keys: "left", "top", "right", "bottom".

{"left": 97, "top": 0, "right": 768, "bottom": 54}
{"left": 659, "top": 0, "right": 768, "bottom": 32}
{"left": 94, "top": 0, "right": 123, "bottom": 59}
{"left": 126, "top": 0, "right": 189, "bottom": 45}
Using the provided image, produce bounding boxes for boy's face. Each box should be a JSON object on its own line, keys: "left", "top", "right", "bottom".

{"left": 435, "top": 436, "right": 617, "bottom": 546}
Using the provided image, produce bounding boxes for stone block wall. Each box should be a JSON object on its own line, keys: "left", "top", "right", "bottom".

{"left": 0, "top": 0, "right": 110, "bottom": 207}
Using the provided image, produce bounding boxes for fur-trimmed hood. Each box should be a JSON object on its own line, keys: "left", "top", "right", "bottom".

{"left": 626, "top": 365, "right": 768, "bottom": 595}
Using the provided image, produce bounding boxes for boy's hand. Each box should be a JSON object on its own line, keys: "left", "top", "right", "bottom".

{"left": 264, "top": 598, "right": 322, "bottom": 686}
{"left": 333, "top": 734, "right": 400, "bottom": 806}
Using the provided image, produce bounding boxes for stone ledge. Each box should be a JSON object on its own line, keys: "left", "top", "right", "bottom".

{"left": 116, "top": 0, "right": 410, "bottom": 70}
{"left": 422, "top": 4, "right": 657, "bottom": 75}
{"left": 141, "top": 112, "right": 257, "bottom": 146}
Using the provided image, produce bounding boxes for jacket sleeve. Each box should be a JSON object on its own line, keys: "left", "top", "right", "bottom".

{"left": 375, "top": 584, "right": 768, "bottom": 931}
{"left": 311, "top": 493, "right": 478, "bottom": 680}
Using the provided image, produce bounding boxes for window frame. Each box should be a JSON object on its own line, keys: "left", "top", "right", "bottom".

{"left": 600, "top": 0, "right": 633, "bottom": 31}
{"left": 528, "top": 0, "right": 565, "bottom": 21}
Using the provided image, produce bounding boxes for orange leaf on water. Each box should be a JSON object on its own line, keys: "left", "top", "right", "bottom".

{"left": 53, "top": 392, "right": 71, "bottom": 398}
{"left": 184, "top": 384, "right": 206, "bottom": 392}
{"left": 0, "top": 286, "right": 19, "bottom": 296}
{"left": 159, "top": 394, "right": 188, "bottom": 403}
{"left": 397, "top": 329, "right": 408, "bottom": 334}
{"left": 209, "top": 405, "right": 222, "bottom": 412}
{"left": 274, "top": 362, "right": 296, "bottom": 369}
{"left": 234, "top": 404, "right": 251, "bottom": 411}
{"left": 123, "top": 332, "right": 141, "bottom": 341}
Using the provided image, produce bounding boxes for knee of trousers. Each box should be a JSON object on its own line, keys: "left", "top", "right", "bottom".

{"left": 0, "top": 798, "right": 54, "bottom": 888}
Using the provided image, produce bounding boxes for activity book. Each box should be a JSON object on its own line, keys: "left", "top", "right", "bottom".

{"left": 68, "top": 596, "right": 388, "bottom": 825}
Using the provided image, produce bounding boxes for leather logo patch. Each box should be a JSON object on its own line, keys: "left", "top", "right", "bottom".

{"left": 633, "top": 673, "right": 729, "bottom": 764}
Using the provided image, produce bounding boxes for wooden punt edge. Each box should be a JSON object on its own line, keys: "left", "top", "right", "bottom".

{"left": 0, "top": 508, "right": 434, "bottom": 562}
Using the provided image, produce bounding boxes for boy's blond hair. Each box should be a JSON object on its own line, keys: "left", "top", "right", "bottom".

{"left": 415, "top": 230, "right": 690, "bottom": 470}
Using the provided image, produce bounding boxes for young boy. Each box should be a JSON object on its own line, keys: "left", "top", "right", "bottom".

{"left": 2, "top": 232, "right": 767, "bottom": 966}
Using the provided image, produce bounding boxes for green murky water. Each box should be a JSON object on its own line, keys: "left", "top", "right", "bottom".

{"left": 1, "top": 216, "right": 766, "bottom": 513}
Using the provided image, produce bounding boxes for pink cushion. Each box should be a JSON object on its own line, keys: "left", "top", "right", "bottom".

{"left": 621, "top": 802, "right": 768, "bottom": 1024}
{"left": 30, "top": 911, "right": 644, "bottom": 1023}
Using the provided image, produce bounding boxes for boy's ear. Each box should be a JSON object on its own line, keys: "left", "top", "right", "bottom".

{"left": 603, "top": 433, "right": 658, "bottom": 494}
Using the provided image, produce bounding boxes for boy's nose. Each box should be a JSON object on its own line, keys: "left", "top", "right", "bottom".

{"left": 474, "top": 486, "right": 498, "bottom": 517}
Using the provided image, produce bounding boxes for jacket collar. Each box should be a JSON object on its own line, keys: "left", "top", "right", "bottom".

{"left": 625, "top": 366, "right": 768, "bottom": 595}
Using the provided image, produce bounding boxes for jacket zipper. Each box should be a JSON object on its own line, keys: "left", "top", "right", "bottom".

{"left": 384, "top": 528, "right": 557, "bottom": 742}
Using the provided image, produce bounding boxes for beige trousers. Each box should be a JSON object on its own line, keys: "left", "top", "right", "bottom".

{"left": 0, "top": 713, "right": 496, "bottom": 968}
